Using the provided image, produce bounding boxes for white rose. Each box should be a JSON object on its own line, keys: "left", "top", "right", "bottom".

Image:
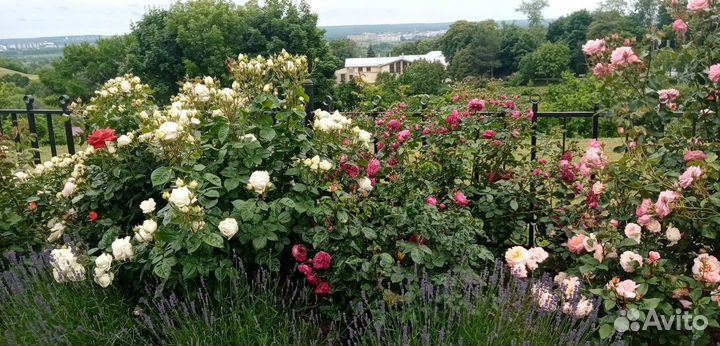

{"left": 140, "top": 198, "right": 156, "bottom": 214}
{"left": 111, "top": 236, "right": 134, "bottom": 261}
{"left": 666, "top": 225, "right": 681, "bottom": 246}
{"left": 220, "top": 88, "right": 235, "bottom": 102}
{"left": 358, "top": 177, "right": 373, "bottom": 193}
{"left": 135, "top": 228, "right": 153, "bottom": 243}
{"left": 218, "top": 218, "right": 239, "bottom": 239}
{"left": 94, "top": 271, "right": 114, "bottom": 288}
{"left": 358, "top": 129, "right": 373, "bottom": 145}
{"left": 319, "top": 160, "right": 333, "bottom": 171}
{"left": 157, "top": 121, "right": 182, "bottom": 141}
{"left": 194, "top": 84, "right": 211, "bottom": 102}
{"left": 117, "top": 135, "right": 132, "bottom": 147}
{"left": 120, "top": 80, "right": 131, "bottom": 93}
{"left": 61, "top": 181, "right": 76, "bottom": 198}
{"left": 95, "top": 253, "right": 113, "bottom": 271}
{"left": 13, "top": 171, "right": 29, "bottom": 182}
{"left": 203, "top": 76, "right": 214, "bottom": 86}
{"left": 142, "top": 219, "right": 158, "bottom": 234}
{"left": 248, "top": 171, "right": 271, "bottom": 195}
{"left": 169, "top": 187, "right": 193, "bottom": 208}
{"left": 108, "top": 87, "right": 118, "bottom": 94}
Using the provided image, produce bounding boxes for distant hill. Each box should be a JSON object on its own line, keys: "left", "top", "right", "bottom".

{"left": 0, "top": 67, "right": 39, "bottom": 81}
{"left": 321, "top": 19, "right": 547, "bottom": 40}
{"left": 0, "top": 35, "right": 104, "bottom": 46}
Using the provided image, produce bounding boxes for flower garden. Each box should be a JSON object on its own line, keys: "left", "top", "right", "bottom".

{"left": 2, "top": 1, "right": 720, "bottom": 345}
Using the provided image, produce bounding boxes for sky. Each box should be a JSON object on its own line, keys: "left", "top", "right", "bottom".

{"left": 0, "top": 0, "right": 601, "bottom": 39}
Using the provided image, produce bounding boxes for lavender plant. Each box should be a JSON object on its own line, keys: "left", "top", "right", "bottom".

{"left": 345, "top": 262, "right": 623, "bottom": 346}
{"left": 138, "top": 261, "right": 331, "bottom": 346}
{"left": 0, "top": 251, "right": 143, "bottom": 345}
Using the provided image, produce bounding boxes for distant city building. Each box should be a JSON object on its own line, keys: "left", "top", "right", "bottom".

{"left": 347, "top": 30, "right": 446, "bottom": 43}
{"left": 334, "top": 51, "right": 447, "bottom": 84}
{"left": 0, "top": 45, "right": 7, "bottom": 51}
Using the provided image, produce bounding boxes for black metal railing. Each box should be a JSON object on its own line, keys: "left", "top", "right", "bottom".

{"left": 0, "top": 95, "right": 76, "bottom": 164}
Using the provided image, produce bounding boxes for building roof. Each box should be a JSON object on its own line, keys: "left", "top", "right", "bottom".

{"left": 344, "top": 51, "right": 447, "bottom": 68}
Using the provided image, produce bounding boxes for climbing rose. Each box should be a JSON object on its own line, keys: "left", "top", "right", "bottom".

{"left": 87, "top": 128, "right": 117, "bottom": 149}
{"left": 648, "top": 251, "right": 661, "bottom": 264}
{"left": 678, "top": 166, "right": 703, "bottom": 189}
{"left": 397, "top": 130, "right": 412, "bottom": 143}
{"left": 567, "top": 234, "right": 588, "bottom": 254}
{"left": 483, "top": 130, "right": 496, "bottom": 139}
{"left": 468, "top": 99, "right": 485, "bottom": 112}
{"left": 658, "top": 89, "right": 680, "bottom": 103}
{"left": 88, "top": 211, "right": 98, "bottom": 221}
{"left": 624, "top": 223, "right": 642, "bottom": 243}
{"left": 610, "top": 47, "right": 640, "bottom": 66}
{"left": 312, "top": 251, "right": 332, "bottom": 270}
{"left": 292, "top": 244, "right": 308, "bottom": 262}
{"left": 684, "top": 151, "right": 706, "bottom": 162}
{"left": 655, "top": 190, "right": 679, "bottom": 219}
{"left": 620, "top": 251, "right": 643, "bottom": 273}
{"left": 453, "top": 191, "right": 469, "bottom": 206}
{"left": 505, "top": 246, "right": 530, "bottom": 267}
{"left": 297, "top": 264, "right": 313, "bottom": 277}
{"left": 426, "top": 195, "right": 438, "bottom": 206}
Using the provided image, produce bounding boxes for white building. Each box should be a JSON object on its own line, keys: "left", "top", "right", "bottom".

{"left": 334, "top": 51, "right": 447, "bottom": 84}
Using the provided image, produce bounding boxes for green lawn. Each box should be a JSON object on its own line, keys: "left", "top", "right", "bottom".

{"left": 0, "top": 67, "right": 39, "bottom": 81}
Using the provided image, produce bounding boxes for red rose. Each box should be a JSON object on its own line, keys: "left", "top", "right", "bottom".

{"left": 314, "top": 281, "right": 332, "bottom": 296}
{"left": 297, "top": 264, "right": 313, "bottom": 277}
{"left": 28, "top": 202, "right": 37, "bottom": 210}
{"left": 366, "top": 159, "right": 381, "bottom": 178}
{"left": 89, "top": 211, "right": 99, "bottom": 221}
{"left": 306, "top": 273, "right": 320, "bottom": 286}
{"left": 312, "top": 251, "right": 332, "bottom": 270}
{"left": 87, "top": 128, "right": 117, "bottom": 149}
{"left": 292, "top": 244, "right": 308, "bottom": 262}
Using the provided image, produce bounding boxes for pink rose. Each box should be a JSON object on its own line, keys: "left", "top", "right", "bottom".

{"left": 620, "top": 251, "right": 644, "bottom": 273}
{"left": 678, "top": 166, "right": 703, "bottom": 189}
{"left": 684, "top": 150, "right": 706, "bottom": 162}
{"left": 453, "top": 191, "right": 469, "bottom": 207}
{"left": 592, "top": 63, "right": 614, "bottom": 77}
{"left": 483, "top": 130, "right": 496, "bottom": 139}
{"left": 343, "top": 164, "right": 360, "bottom": 178}
{"left": 468, "top": 99, "right": 485, "bottom": 112}
{"left": 655, "top": 190, "right": 679, "bottom": 219}
{"left": 292, "top": 244, "right": 308, "bottom": 262}
{"left": 397, "top": 130, "right": 412, "bottom": 143}
{"left": 648, "top": 251, "right": 661, "bottom": 264}
{"left": 426, "top": 195, "right": 438, "bottom": 207}
{"left": 567, "top": 234, "right": 588, "bottom": 254}
{"left": 610, "top": 219, "right": 619, "bottom": 229}
{"left": 673, "top": 19, "right": 688, "bottom": 33}
{"left": 297, "top": 264, "right": 313, "bottom": 276}
{"left": 582, "top": 39, "right": 605, "bottom": 55}
{"left": 635, "top": 198, "right": 653, "bottom": 218}
{"left": 624, "top": 223, "right": 642, "bottom": 243}
{"left": 610, "top": 47, "right": 640, "bottom": 66}
{"left": 615, "top": 279, "right": 638, "bottom": 299}
{"left": 445, "top": 110, "right": 462, "bottom": 129}
{"left": 709, "top": 64, "right": 720, "bottom": 83}
{"left": 366, "top": 159, "right": 381, "bottom": 178}
{"left": 705, "top": 272, "right": 720, "bottom": 284}
{"left": 658, "top": 89, "right": 680, "bottom": 103}
{"left": 387, "top": 119, "right": 402, "bottom": 131}
{"left": 312, "top": 251, "right": 332, "bottom": 270}
{"left": 687, "top": 0, "right": 710, "bottom": 11}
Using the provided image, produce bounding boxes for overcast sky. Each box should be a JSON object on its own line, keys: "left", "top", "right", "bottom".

{"left": 0, "top": 0, "right": 601, "bottom": 39}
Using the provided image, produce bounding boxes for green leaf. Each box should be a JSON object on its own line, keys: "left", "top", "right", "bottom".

{"left": 151, "top": 167, "right": 174, "bottom": 186}
{"left": 224, "top": 178, "right": 241, "bottom": 192}
{"left": 604, "top": 299, "right": 616, "bottom": 311}
{"left": 153, "top": 259, "right": 175, "bottom": 279}
{"left": 203, "top": 233, "right": 224, "bottom": 248}
{"left": 362, "top": 227, "right": 377, "bottom": 240}
{"left": 259, "top": 128, "right": 276, "bottom": 141}
{"left": 510, "top": 199, "right": 518, "bottom": 211}
{"left": 643, "top": 298, "right": 661, "bottom": 310}
{"left": 204, "top": 189, "right": 220, "bottom": 198}
{"left": 204, "top": 173, "right": 222, "bottom": 187}
{"left": 599, "top": 323, "right": 615, "bottom": 339}
{"left": 253, "top": 237, "right": 267, "bottom": 250}
{"left": 217, "top": 124, "right": 230, "bottom": 143}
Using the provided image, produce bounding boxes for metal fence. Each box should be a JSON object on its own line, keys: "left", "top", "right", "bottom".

{"left": 0, "top": 95, "right": 76, "bottom": 164}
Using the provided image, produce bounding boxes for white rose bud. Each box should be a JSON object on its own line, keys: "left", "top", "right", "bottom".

{"left": 111, "top": 236, "right": 134, "bottom": 261}
{"left": 117, "top": 135, "right": 132, "bottom": 147}
{"left": 157, "top": 121, "right": 182, "bottom": 141}
{"left": 248, "top": 171, "right": 271, "bottom": 195}
{"left": 94, "top": 271, "right": 114, "bottom": 288}
{"left": 61, "top": 181, "right": 76, "bottom": 198}
{"left": 142, "top": 219, "right": 158, "bottom": 234}
{"left": 218, "top": 218, "right": 239, "bottom": 239}
{"left": 358, "top": 177, "right": 373, "bottom": 193}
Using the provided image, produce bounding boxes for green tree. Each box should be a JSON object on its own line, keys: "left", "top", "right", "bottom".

{"left": 0, "top": 82, "right": 23, "bottom": 108}
{"left": 546, "top": 10, "right": 593, "bottom": 73}
{"left": 366, "top": 45, "right": 376, "bottom": 57}
{"left": 599, "top": 0, "right": 629, "bottom": 13}
{"left": 329, "top": 39, "right": 358, "bottom": 61}
{"left": 39, "top": 35, "right": 131, "bottom": 101}
{"left": 498, "top": 25, "right": 543, "bottom": 76}
{"left": 442, "top": 20, "right": 502, "bottom": 80}
{"left": 0, "top": 74, "right": 31, "bottom": 88}
{"left": 399, "top": 60, "right": 447, "bottom": 95}
{"left": 125, "top": 0, "right": 335, "bottom": 103}
{"left": 517, "top": 42, "right": 571, "bottom": 84}
{"left": 390, "top": 38, "right": 440, "bottom": 56}
{"left": 515, "top": 0, "right": 549, "bottom": 28}
{"left": 587, "top": 10, "right": 642, "bottom": 40}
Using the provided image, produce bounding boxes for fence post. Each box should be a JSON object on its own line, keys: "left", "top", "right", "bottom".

{"left": 24, "top": 95, "right": 41, "bottom": 164}
{"left": 528, "top": 99, "right": 539, "bottom": 247}
{"left": 303, "top": 79, "right": 314, "bottom": 128}
{"left": 592, "top": 103, "right": 600, "bottom": 139}
{"left": 59, "top": 95, "right": 76, "bottom": 155}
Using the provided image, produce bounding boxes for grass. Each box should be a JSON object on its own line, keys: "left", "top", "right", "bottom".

{"left": 0, "top": 67, "right": 39, "bottom": 81}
